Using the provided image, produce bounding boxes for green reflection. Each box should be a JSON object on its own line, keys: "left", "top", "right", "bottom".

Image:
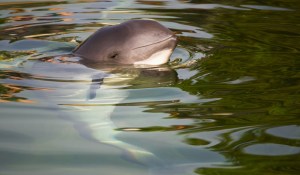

{"left": 136, "top": 0, "right": 300, "bottom": 174}
{"left": 0, "top": 50, "right": 34, "bottom": 61}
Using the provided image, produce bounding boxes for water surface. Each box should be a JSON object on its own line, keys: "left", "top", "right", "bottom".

{"left": 0, "top": 0, "right": 299, "bottom": 175}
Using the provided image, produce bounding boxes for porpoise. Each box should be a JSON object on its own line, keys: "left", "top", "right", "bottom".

{"left": 73, "top": 20, "right": 177, "bottom": 66}
{"left": 25, "top": 20, "right": 182, "bottom": 173}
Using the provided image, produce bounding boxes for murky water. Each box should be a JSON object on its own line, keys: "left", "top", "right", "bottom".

{"left": 0, "top": 0, "right": 299, "bottom": 175}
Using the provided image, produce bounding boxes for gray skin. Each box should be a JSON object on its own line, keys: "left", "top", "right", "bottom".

{"left": 73, "top": 20, "right": 177, "bottom": 65}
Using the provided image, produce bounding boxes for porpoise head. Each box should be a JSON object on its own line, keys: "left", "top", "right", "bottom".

{"left": 73, "top": 20, "right": 177, "bottom": 66}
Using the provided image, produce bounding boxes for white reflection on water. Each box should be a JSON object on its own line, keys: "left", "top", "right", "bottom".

{"left": 266, "top": 125, "right": 300, "bottom": 140}
{"left": 244, "top": 143, "right": 300, "bottom": 156}
{"left": 241, "top": 5, "right": 292, "bottom": 11}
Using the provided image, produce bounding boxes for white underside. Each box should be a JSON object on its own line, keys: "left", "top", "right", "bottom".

{"left": 133, "top": 49, "right": 172, "bottom": 66}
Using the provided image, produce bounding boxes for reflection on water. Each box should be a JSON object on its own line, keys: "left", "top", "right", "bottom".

{"left": 0, "top": 0, "right": 299, "bottom": 175}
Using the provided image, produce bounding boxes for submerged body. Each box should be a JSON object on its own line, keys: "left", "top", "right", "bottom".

{"left": 23, "top": 20, "right": 178, "bottom": 174}
{"left": 73, "top": 20, "right": 177, "bottom": 66}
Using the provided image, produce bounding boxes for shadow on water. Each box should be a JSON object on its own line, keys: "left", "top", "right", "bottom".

{"left": 0, "top": 0, "right": 300, "bottom": 175}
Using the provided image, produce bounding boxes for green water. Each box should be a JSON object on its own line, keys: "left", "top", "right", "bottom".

{"left": 0, "top": 0, "right": 299, "bottom": 175}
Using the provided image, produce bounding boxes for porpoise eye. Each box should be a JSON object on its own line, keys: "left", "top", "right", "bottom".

{"left": 108, "top": 51, "right": 119, "bottom": 59}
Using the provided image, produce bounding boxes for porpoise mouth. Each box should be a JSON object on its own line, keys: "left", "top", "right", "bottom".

{"left": 133, "top": 34, "right": 177, "bottom": 66}
{"left": 131, "top": 34, "right": 177, "bottom": 50}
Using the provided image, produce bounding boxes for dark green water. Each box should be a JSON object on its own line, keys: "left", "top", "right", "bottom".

{"left": 0, "top": 0, "right": 299, "bottom": 175}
